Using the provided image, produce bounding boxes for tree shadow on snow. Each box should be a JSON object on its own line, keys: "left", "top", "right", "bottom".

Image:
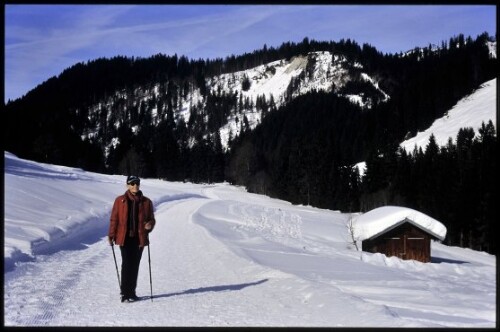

{"left": 153, "top": 279, "right": 269, "bottom": 299}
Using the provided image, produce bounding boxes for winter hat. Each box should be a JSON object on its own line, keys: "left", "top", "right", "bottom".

{"left": 126, "top": 175, "right": 140, "bottom": 184}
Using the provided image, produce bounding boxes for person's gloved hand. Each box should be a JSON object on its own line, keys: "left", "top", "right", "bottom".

{"left": 108, "top": 236, "right": 115, "bottom": 245}
{"left": 145, "top": 222, "right": 153, "bottom": 231}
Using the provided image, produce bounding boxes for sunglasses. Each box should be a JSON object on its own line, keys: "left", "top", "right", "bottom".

{"left": 128, "top": 181, "right": 140, "bottom": 186}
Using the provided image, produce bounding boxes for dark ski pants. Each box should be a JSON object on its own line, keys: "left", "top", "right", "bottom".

{"left": 119, "top": 235, "right": 144, "bottom": 297}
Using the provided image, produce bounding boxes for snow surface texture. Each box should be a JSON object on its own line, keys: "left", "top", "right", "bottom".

{"left": 354, "top": 206, "right": 447, "bottom": 242}
{"left": 4, "top": 152, "right": 496, "bottom": 327}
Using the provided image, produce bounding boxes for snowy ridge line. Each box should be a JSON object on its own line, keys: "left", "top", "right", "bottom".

{"left": 82, "top": 50, "right": 389, "bottom": 150}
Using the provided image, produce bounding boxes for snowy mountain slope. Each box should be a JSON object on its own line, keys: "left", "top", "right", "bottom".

{"left": 209, "top": 51, "right": 387, "bottom": 109}
{"left": 4, "top": 151, "right": 496, "bottom": 327}
{"left": 82, "top": 50, "right": 388, "bottom": 150}
{"left": 209, "top": 51, "right": 388, "bottom": 147}
{"left": 400, "top": 78, "right": 497, "bottom": 152}
{"left": 355, "top": 77, "right": 496, "bottom": 175}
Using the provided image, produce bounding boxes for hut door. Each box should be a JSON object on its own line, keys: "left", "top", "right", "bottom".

{"left": 406, "top": 235, "right": 425, "bottom": 261}
{"left": 377, "top": 223, "right": 429, "bottom": 262}
{"left": 383, "top": 237, "right": 403, "bottom": 259}
{"left": 392, "top": 235, "right": 421, "bottom": 260}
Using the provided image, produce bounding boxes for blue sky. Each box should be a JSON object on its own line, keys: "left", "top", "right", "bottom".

{"left": 4, "top": 4, "right": 496, "bottom": 103}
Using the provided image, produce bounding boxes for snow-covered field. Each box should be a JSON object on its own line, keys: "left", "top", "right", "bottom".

{"left": 4, "top": 151, "right": 496, "bottom": 327}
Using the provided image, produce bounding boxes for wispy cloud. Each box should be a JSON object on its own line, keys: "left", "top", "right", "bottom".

{"left": 5, "top": 5, "right": 284, "bottom": 101}
{"left": 4, "top": 4, "right": 496, "bottom": 102}
{"left": 6, "top": 5, "right": 136, "bottom": 100}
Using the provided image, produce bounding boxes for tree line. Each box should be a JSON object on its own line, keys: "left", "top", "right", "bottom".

{"left": 361, "top": 121, "right": 497, "bottom": 254}
{"left": 4, "top": 32, "right": 497, "bottom": 253}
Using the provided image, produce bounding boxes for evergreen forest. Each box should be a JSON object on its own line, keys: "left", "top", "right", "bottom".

{"left": 4, "top": 33, "right": 498, "bottom": 254}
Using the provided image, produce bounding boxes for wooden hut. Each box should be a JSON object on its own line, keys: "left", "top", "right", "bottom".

{"left": 355, "top": 206, "right": 447, "bottom": 263}
{"left": 362, "top": 218, "right": 439, "bottom": 262}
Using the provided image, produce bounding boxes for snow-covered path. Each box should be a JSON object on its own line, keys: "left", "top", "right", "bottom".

{"left": 3, "top": 152, "right": 496, "bottom": 327}
{"left": 5, "top": 186, "right": 495, "bottom": 327}
{"left": 4, "top": 189, "right": 396, "bottom": 327}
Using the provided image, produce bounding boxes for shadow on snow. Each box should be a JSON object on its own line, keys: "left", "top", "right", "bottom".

{"left": 431, "top": 256, "right": 469, "bottom": 264}
{"left": 152, "top": 279, "right": 269, "bottom": 299}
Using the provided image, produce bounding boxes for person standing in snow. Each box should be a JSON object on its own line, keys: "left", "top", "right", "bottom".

{"left": 108, "top": 175, "right": 155, "bottom": 302}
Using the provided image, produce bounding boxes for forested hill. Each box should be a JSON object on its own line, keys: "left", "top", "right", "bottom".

{"left": 4, "top": 33, "right": 498, "bottom": 253}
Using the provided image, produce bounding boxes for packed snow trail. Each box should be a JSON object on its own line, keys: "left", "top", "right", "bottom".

{"left": 4, "top": 191, "right": 405, "bottom": 327}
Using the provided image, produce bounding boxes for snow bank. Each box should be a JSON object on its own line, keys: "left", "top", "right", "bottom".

{"left": 3, "top": 151, "right": 200, "bottom": 271}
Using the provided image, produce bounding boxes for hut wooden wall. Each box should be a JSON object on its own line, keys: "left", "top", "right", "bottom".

{"left": 362, "top": 222, "right": 432, "bottom": 263}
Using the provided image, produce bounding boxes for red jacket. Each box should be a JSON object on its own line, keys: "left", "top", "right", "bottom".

{"left": 109, "top": 191, "right": 155, "bottom": 247}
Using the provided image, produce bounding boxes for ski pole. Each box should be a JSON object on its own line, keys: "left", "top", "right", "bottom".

{"left": 147, "top": 242, "right": 153, "bottom": 302}
{"left": 111, "top": 243, "right": 121, "bottom": 289}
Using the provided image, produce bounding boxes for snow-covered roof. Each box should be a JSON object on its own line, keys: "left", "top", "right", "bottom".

{"left": 355, "top": 206, "right": 447, "bottom": 241}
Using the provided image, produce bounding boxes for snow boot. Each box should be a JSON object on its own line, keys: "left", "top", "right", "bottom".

{"left": 121, "top": 294, "right": 140, "bottom": 303}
